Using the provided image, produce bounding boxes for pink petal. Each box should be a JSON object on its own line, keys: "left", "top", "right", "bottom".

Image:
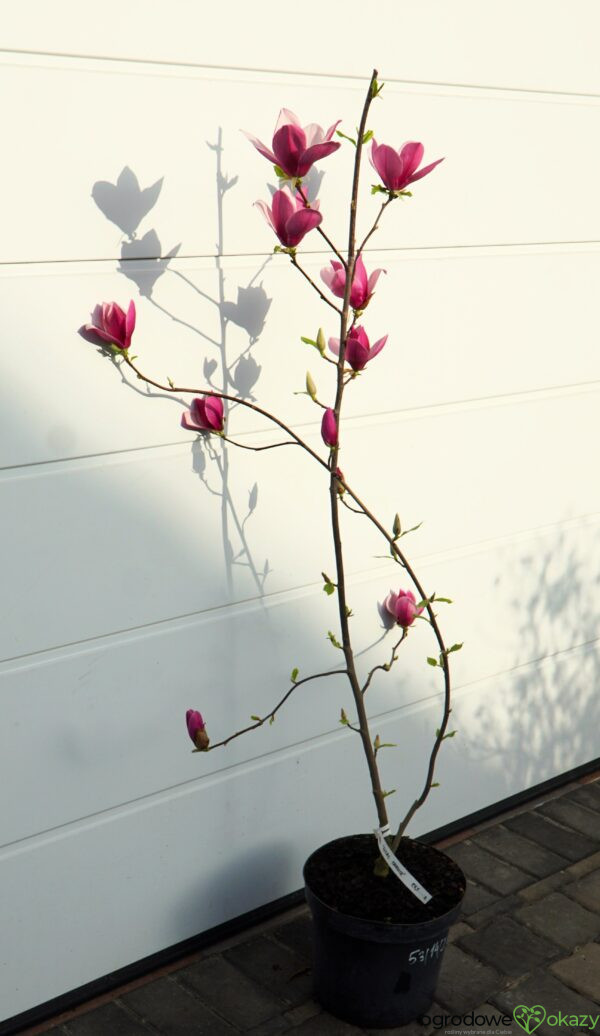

{"left": 384, "top": 591, "right": 399, "bottom": 616}
{"left": 273, "top": 123, "right": 306, "bottom": 175}
{"left": 368, "top": 334, "right": 388, "bottom": 360}
{"left": 203, "top": 396, "right": 224, "bottom": 430}
{"left": 242, "top": 131, "right": 277, "bottom": 165}
{"left": 399, "top": 142, "right": 424, "bottom": 180}
{"left": 283, "top": 208, "right": 322, "bottom": 247}
{"left": 275, "top": 108, "right": 301, "bottom": 132}
{"left": 373, "top": 143, "right": 404, "bottom": 190}
{"left": 254, "top": 199, "right": 275, "bottom": 233}
{"left": 271, "top": 188, "right": 296, "bottom": 232}
{"left": 296, "top": 140, "right": 341, "bottom": 177}
{"left": 302, "top": 122, "right": 326, "bottom": 147}
{"left": 367, "top": 267, "right": 385, "bottom": 295}
{"left": 324, "top": 119, "right": 342, "bottom": 142}
{"left": 407, "top": 156, "right": 444, "bottom": 184}
{"left": 125, "top": 299, "right": 136, "bottom": 347}
{"left": 181, "top": 409, "right": 202, "bottom": 431}
{"left": 84, "top": 323, "right": 114, "bottom": 345}
{"left": 328, "top": 337, "right": 340, "bottom": 357}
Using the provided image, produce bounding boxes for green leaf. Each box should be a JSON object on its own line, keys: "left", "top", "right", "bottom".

{"left": 273, "top": 164, "right": 288, "bottom": 179}
{"left": 327, "top": 630, "right": 343, "bottom": 650}
{"left": 323, "top": 582, "right": 335, "bottom": 596}
{"left": 340, "top": 708, "right": 349, "bottom": 725}
{"left": 250, "top": 715, "right": 261, "bottom": 722}
{"left": 269, "top": 715, "right": 275, "bottom": 726}
{"left": 371, "top": 184, "right": 388, "bottom": 195}
{"left": 382, "top": 788, "right": 396, "bottom": 799}
{"left": 336, "top": 130, "right": 357, "bottom": 146}
{"left": 427, "top": 657, "right": 438, "bottom": 667}
{"left": 345, "top": 606, "right": 353, "bottom": 617}
{"left": 291, "top": 667, "right": 299, "bottom": 682}
{"left": 362, "top": 129, "right": 374, "bottom": 145}
{"left": 301, "top": 336, "right": 316, "bottom": 346}
{"left": 447, "top": 643, "right": 464, "bottom": 654}
{"left": 434, "top": 596, "right": 453, "bottom": 604}
{"left": 399, "top": 521, "right": 423, "bottom": 538}
{"left": 431, "top": 782, "right": 440, "bottom": 788}
{"left": 444, "top": 730, "right": 458, "bottom": 739}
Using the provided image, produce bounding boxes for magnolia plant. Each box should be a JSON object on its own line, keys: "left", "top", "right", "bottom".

{"left": 83, "top": 70, "right": 461, "bottom": 879}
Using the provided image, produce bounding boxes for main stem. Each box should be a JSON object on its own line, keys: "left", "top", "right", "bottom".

{"left": 328, "top": 69, "right": 389, "bottom": 831}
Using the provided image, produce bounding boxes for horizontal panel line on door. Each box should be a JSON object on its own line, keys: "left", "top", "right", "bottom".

{"left": 2, "top": 509, "right": 599, "bottom": 670}
{"left": 1, "top": 240, "right": 600, "bottom": 270}
{"left": 1, "top": 47, "right": 600, "bottom": 102}
{"left": 1, "top": 633, "right": 597, "bottom": 859}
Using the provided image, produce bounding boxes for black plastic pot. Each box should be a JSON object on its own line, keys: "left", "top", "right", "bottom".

{"left": 304, "top": 835, "right": 465, "bottom": 1029}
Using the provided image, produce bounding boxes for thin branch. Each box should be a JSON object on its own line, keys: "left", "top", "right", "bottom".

{"left": 121, "top": 354, "right": 329, "bottom": 474}
{"left": 357, "top": 195, "right": 395, "bottom": 256}
{"left": 296, "top": 184, "right": 347, "bottom": 267}
{"left": 222, "top": 435, "right": 297, "bottom": 453}
{"left": 361, "top": 630, "right": 407, "bottom": 696}
{"left": 289, "top": 255, "right": 343, "bottom": 314}
{"left": 203, "top": 668, "right": 347, "bottom": 750}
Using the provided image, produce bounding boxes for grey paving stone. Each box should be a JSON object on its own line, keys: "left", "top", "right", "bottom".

{"left": 224, "top": 934, "right": 312, "bottom": 1007}
{"left": 472, "top": 825, "right": 569, "bottom": 877}
{"left": 550, "top": 942, "right": 600, "bottom": 1004}
{"left": 565, "top": 867, "right": 600, "bottom": 914}
{"left": 516, "top": 891, "right": 600, "bottom": 950}
{"left": 519, "top": 871, "right": 569, "bottom": 903}
{"left": 289, "top": 1011, "right": 366, "bottom": 1033}
{"left": 435, "top": 944, "right": 505, "bottom": 1013}
{"left": 448, "top": 920, "right": 474, "bottom": 942}
{"left": 63, "top": 1001, "right": 152, "bottom": 1035}
{"left": 282, "top": 1000, "right": 322, "bottom": 1027}
{"left": 246, "top": 1015, "right": 291, "bottom": 1035}
{"left": 538, "top": 799, "right": 600, "bottom": 843}
{"left": 271, "top": 914, "right": 313, "bottom": 964}
{"left": 364, "top": 1003, "right": 441, "bottom": 1034}
{"left": 121, "top": 977, "right": 235, "bottom": 1035}
{"left": 467, "top": 893, "right": 522, "bottom": 929}
{"left": 458, "top": 915, "right": 559, "bottom": 977}
{"left": 493, "top": 969, "right": 600, "bottom": 1035}
{"left": 462, "top": 880, "right": 501, "bottom": 916}
{"left": 445, "top": 841, "right": 532, "bottom": 895}
{"left": 566, "top": 851, "right": 600, "bottom": 879}
{"left": 177, "top": 954, "right": 284, "bottom": 1029}
{"left": 505, "top": 812, "right": 598, "bottom": 862}
{"left": 567, "top": 783, "right": 600, "bottom": 813}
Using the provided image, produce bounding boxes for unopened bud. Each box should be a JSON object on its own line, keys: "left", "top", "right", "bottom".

{"left": 306, "top": 371, "right": 317, "bottom": 400}
{"left": 316, "top": 328, "right": 327, "bottom": 356}
{"left": 393, "top": 513, "right": 402, "bottom": 538}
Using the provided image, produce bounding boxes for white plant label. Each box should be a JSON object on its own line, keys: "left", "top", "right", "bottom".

{"left": 374, "top": 826, "right": 432, "bottom": 904}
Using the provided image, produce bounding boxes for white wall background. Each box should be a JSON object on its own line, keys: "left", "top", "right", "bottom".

{"left": 1, "top": 0, "right": 599, "bottom": 1020}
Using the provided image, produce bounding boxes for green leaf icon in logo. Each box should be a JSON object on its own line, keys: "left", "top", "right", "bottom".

{"left": 513, "top": 1005, "right": 546, "bottom": 1034}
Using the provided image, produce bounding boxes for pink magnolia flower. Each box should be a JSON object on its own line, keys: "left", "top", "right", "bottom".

{"left": 384, "top": 589, "right": 424, "bottom": 628}
{"left": 321, "top": 408, "right": 338, "bottom": 448}
{"left": 255, "top": 187, "right": 322, "bottom": 248}
{"left": 85, "top": 300, "right": 136, "bottom": 350}
{"left": 186, "top": 709, "right": 209, "bottom": 751}
{"left": 181, "top": 395, "right": 225, "bottom": 433}
{"left": 245, "top": 108, "right": 341, "bottom": 178}
{"left": 329, "top": 326, "right": 388, "bottom": 372}
{"left": 320, "top": 255, "right": 385, "bottom": 311}
{"left": 370, "top": 140, "right": 443, "bottom": 192}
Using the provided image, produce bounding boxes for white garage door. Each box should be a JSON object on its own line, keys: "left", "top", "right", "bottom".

{"left": 2, "top": 0, "right": 600, "bottom": 1021}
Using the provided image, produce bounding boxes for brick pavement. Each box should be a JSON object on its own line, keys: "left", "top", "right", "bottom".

{"left": 19, "top": 776, "right": 600, "bottom": 1035}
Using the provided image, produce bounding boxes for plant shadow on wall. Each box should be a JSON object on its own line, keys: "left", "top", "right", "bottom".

{"left": 463, "top": 526, "right": 600, "bottom": 793}
{"left": 88, "top": 133, "right": 274, "bottom": 598}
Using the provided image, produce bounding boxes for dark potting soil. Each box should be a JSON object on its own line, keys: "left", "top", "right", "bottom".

{"left": 304, "top": 835, "right": 466, "bottom": 924}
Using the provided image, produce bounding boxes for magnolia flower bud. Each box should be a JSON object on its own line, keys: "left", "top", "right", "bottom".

{"left": 321, "top": 408, "right": 338, "bottom": 448}
{"left": 306, "top": 371, "right": 317, "bottom": 400}
{"left": 186, "top": 709, "right": 210, "bottom": 751}
{"left": 316, "top": 328, "right": 327, "bottom": 356}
